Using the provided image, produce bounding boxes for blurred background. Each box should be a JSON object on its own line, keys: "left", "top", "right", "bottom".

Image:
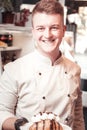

{"left": 0, "top": 0, "right": 87, "bottom": 129}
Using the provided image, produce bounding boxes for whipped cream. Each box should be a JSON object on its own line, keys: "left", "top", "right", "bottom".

{"left": 20, "top": 113, "right": 72, "bottom": 130}
{"left": 31, "top": 112, "right": 60, "bottom": 123}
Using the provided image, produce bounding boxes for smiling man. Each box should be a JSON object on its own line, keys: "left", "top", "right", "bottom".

{"left": 0, "top": 0, "right": 85, "bottom": 130}
{"left": 32, "top": 1, "right": 66, "bottom": 64}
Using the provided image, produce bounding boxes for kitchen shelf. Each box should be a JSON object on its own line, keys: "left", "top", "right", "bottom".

{"left": 0, "top": 24, "right": 32, "bottom": 34}
{"left": 0, "top": 46, "right": 21, "bottom": 52}
{"left": 0, "top": 46, "right": 21, "bottom": 76}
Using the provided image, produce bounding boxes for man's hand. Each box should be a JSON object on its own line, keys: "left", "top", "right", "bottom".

{"left": 14, "top": 117, "right": 28, "bottom": 130}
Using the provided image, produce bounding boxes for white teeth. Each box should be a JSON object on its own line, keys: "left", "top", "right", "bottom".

{"left": 42, "top": 39, "right": 55, "bottom": 43}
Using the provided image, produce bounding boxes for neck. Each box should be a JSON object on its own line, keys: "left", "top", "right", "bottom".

{"left": 50, "top": 50, "right": 61, "bottom": 64}
{"left": 37, "top": 48, "right": 61, "bottom": 64}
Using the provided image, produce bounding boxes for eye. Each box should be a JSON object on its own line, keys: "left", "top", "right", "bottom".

{"left": 36, "top": 27, "right": 45, "bottom": 32}
{"left": 51, "top": 26, "right": 60, "bottom": 31}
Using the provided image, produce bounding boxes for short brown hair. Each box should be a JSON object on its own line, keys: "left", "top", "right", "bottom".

{"left": 32, "top": 0, "right": 64, "bottom": 18}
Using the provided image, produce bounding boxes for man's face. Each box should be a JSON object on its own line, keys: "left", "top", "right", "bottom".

{"left": 32, "top": 13, "right": 66, "bottom": 55}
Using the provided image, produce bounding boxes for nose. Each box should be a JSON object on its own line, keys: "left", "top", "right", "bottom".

{"left": 43, "top": 28, "right": 52, "bottom": 38}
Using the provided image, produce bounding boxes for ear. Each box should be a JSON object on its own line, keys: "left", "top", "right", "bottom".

{"left": 63, "top": 25, "right": 66, "bottom": 37}
{"left": 63, "top": 25, "right": 66, "bottom": 32}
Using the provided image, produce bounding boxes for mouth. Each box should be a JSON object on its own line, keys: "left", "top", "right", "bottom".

{"left": 42, "top": 39, "right": 55, "bottom": 44}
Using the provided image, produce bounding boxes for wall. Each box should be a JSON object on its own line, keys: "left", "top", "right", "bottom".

{"left": 13, "top": 32, "right": 35, "bottom": 57}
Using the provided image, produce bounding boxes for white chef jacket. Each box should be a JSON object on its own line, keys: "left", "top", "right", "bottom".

{"left": 0, "top": 49, "right": 85, "bottom": 130}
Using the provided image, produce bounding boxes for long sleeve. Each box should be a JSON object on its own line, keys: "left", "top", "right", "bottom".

{"left": 0, "top": 70, "right": 18, "bottom": 130}
{"left": 73, "top": 72, "right": 85, "bottom": 130}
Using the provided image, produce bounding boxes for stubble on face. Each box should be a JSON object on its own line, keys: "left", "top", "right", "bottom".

{"left": 32, "top": 13, "right": 65, "bottom": 59}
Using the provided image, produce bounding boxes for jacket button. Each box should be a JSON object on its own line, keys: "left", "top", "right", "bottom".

{"left": 67, "top": 94, "right": 70, "bottom": 97}
{"left": 65, "top": 117, "right": 69, "bottom": 121}
{"left": 65, "top": 71, "right": 67, "bottom": 74}
{"left": 42, "top": 96, "right": 46, "bottom": 99}
{"left": 39, "top": 72, "right": 42, "bottom": 75}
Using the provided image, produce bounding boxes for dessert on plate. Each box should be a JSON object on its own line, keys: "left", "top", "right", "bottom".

{"left": 19, "top": 112, "right": 71, "bottom": 130}
{"left": 30, "top": 113, "right": 63, "bottom": 130}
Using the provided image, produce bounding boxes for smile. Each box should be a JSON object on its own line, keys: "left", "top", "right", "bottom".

{"left": 42, "top": 39, "right": 55, "bottom": 43}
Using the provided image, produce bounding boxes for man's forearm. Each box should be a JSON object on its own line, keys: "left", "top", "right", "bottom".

{"left": 2, "top": 117, "right": 17, "bottom": 130}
